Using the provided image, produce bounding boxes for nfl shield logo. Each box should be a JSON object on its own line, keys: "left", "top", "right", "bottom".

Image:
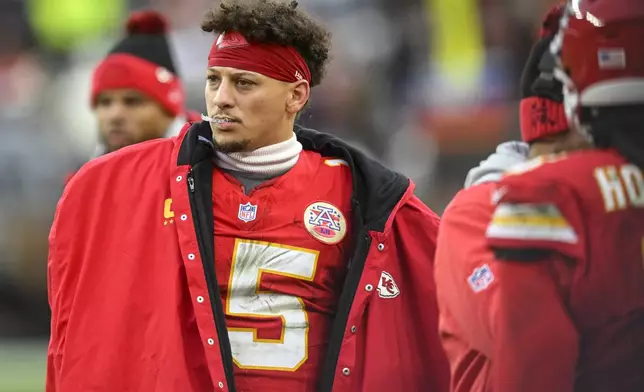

{"left": 468, "top": 264, "right": 494, "bottom": 293}
{"left": 238, "top": 202, "right": 258, "bottom": 222}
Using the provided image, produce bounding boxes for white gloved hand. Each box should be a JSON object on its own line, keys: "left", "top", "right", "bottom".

{"left": 464, "top": 141, "right": 529, "bottom": 188}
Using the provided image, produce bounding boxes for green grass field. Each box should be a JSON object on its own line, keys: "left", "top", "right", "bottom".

{"left": 0, "top": 340, "right": 46, "bottom": 392}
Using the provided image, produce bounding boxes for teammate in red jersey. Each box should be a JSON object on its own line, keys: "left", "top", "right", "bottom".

{"left": 437, "top": 1, "right": 644, "bottom": 391}
{"left": 46, "top": 1, "right": 450, "bottom": 391}
{"left": 435, "top": 5, "right": 588, "bottom": 391}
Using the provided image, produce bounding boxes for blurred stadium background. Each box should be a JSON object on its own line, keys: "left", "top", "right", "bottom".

{"left": 0, "top": 0, "right": 559, "bottom": 390}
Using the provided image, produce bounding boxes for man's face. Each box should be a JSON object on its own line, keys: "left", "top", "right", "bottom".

{"left": 94, "top": 89, "right": 174, "bottom": 153}
{"left": 204, "top": 66, "right": 308, "bottom": 153}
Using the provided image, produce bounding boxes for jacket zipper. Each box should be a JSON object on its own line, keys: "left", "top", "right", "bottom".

{"left": 187, "top": 170, "right": 237, "bottom": 392}
{"left": 318, "top": 227, "right": 372, "bottom": 392}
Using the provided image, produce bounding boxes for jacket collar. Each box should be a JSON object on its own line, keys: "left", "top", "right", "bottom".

{"left": 176, "top": 121, "right": 410, "bottom": 232}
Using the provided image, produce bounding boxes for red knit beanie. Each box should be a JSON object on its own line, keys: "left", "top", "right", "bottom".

{"left": 90, "top": 10, "right": 185, "bottom": 116}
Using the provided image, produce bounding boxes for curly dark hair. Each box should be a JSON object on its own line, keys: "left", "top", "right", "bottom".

{"left": 201, "top": 0, "right": 331, "bottom": 87}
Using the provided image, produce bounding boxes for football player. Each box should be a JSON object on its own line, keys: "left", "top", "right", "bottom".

{"left": 65, "top": 10, "right": 200, "bottom": 185}
{"left": 90, "top": 10, "right": 196, "bottom": 156}
{"left": 437, "top": 1, "right": 644, "bottom": 391}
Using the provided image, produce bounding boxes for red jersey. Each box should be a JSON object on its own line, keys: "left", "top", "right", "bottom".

{"left": 437, "top": 149, "right": 644, "bottom": 392}
{"left": 211, "top": 151, "right": 352, "bottom": 390}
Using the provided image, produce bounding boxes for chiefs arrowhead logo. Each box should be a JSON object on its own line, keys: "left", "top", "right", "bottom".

{"left": 377, "top": 271, "right": 400, "bottom": 299}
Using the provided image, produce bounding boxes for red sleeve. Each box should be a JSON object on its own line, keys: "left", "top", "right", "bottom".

{"left": 483, "top": 175, "right": 582, "bottom": 391}
{"left": 435, "top": 185, "right": 498, "bottom": 357}
{"left": 47, "top": 172, "right": 86, "bottom": 391}
{"left": 47, "top": 193, "right": 65, "bottom": 392}
{"left": 488, "top": 253, "right": 578, "bottom": 392}
{"left": 392, "top": 194, "right": 451, "bottom": 392}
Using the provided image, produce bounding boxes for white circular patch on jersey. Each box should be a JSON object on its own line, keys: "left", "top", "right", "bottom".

{"left": 303, "top": 202, "right": 347, "bottom": 245}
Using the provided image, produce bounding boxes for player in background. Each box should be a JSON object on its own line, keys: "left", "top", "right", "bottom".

{"left": 438, "top": 1, "right": 644, "bottom": 391}
{"left": 435, "top": 4, "right": 590, "bottom": 391}
{"left": 47, "top": 1, "right": 450, "bottom": 391}
{"left": 65, "top": 10, "right": 200, "bottom": 183}
{"left": 91, "top": 9, "right": 202, "bottom": 155}
{"left": 66, "top": 9, "right": 200, "bottom": 184}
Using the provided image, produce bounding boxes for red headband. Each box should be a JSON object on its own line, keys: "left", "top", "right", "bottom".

{"left": 519, "top": 97, "right": 568, "bottom": 142}
{"left": 208, "top": 31, "right": 311, "bottom": 83}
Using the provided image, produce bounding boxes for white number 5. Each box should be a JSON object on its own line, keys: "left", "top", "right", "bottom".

{"left": 226, "top": 239, "right": 319, "bottom": 371}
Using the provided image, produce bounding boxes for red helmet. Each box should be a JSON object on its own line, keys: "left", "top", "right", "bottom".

{"left": 551, "top": 0, "right": 644, "bottom": 134}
